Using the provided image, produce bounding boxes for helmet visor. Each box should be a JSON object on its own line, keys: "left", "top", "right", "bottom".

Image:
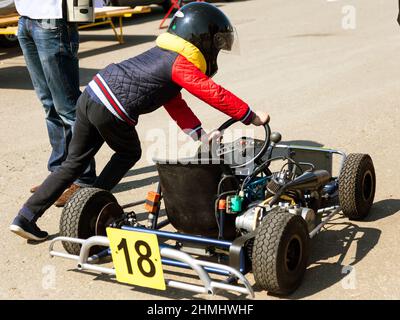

{"left": 214, "top": 27, "right": 240, "bottom": 55}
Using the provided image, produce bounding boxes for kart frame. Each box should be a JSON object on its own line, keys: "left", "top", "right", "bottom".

{"left": 49, "top": 144, "right": 347, "bottom": 298}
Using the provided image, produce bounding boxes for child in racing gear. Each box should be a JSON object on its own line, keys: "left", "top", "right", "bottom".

{"left": 10, "top": 2, "right": 269, "bottom": 241}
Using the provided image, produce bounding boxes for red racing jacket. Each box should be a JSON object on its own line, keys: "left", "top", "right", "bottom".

{"left": 86, "top": 32, "right": 255, "bottom": 140}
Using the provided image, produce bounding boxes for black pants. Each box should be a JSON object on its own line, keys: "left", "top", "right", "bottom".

{"left": 20, "top": 91, "right": 142, "bottom": 222}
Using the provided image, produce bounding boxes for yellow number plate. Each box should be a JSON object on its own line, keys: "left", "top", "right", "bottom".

{"left": 106, "top": 228, "right": 166, "bottom": 290}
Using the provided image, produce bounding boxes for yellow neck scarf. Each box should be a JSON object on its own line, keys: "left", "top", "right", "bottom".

{"left": 156, "top": 32, "right": 207, "bottom": 74}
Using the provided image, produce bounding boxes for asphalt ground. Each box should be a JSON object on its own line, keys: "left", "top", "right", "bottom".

{"left": 0, "top": 0, "right": 399, "bottom": 299}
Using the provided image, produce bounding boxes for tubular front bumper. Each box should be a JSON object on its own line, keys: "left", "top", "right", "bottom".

{"left": 49, "top": 236, "right": 255, "bottom": 298}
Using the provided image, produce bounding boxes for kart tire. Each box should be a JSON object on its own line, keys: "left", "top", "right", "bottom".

{"left": 60, "top": 188, "right": 120, "bottom": 255}
{"left": 252, "top": 210, "right": 310, "bottom": 295}
{"left": 339, "top": 153, "right": 376, "bottom": 220}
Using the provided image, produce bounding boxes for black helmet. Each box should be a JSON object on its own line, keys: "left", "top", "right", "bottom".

{"left": 168, "top": 2, "right": 235, "bottom": 77}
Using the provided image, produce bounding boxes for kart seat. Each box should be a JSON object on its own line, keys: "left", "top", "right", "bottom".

{"left": 155, "top": 159, "right": 239, "bottom": 239}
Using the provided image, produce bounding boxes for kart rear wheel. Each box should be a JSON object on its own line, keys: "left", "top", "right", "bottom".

{"left": 252, "top": 210, "right": 310, "bottom": 295}
{"left": 339, "top": 153, "right": 376, "bottom": 220}
{"left": 60, "top": 188, "right": 123, "bottom": 255}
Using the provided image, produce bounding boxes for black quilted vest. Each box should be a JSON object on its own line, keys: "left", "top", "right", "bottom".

{"left": 98, "top": 46, "right": 182, "bottom": 122}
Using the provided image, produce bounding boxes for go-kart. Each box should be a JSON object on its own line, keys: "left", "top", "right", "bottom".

{"left": 49, "top": 119, "right": 376, "bottom": 297}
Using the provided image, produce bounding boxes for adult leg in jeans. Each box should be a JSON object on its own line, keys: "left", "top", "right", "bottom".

{"left": 33, "top": 19, "right": 96, "bottom": 185}
{"left": 19, "top": 93, "right": 104, "bottom": 223}
{"left": 18, "top": 17, "right": 96, "bottom": 186}
{"left": 17, "top": 17, "right": 64, "bottom": 165}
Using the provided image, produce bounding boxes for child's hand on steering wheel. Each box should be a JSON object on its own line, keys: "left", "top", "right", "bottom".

{"left": 252, "top": 111, "right": 270, "bottom": 126}
{"left": 198, "top": 130, "right": 222, "bottom": 155}
{"left": 206, "top": 130, "right": 222, "bottom": 142}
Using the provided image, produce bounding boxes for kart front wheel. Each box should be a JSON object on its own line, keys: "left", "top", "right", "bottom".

{"left": 60, "top": 188, "right": 123, "bottom": 255}
{"left": 339, "top": 153, "right": 376, "bottom": 220}
{"left": 252, "top": 210, "right": 310, "bottom": 295}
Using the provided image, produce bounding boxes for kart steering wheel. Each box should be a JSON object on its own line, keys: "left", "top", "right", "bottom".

{"left": 213, "top": 118, "right": 271, "bottom": 168}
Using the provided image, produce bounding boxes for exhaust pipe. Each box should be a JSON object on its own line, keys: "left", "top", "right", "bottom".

{"left": 285, "top": 170, "right": 331, "bottom": 191}
{"left": 269, "top": 170, "right": 331, "bottom": 206}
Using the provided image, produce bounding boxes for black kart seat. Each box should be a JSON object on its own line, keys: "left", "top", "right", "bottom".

{"left": 155, "top": 159, "right": 238, "bottom": 239}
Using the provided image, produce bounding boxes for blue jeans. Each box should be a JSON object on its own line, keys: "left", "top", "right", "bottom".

{"left": 17, "top": 16, "right": 96, "bottom": 186}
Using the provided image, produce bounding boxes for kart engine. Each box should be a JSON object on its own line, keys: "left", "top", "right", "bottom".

{"left": 235, "top": 201, "right": 316, "bottom": 233}
{"left": 235, "top": 163, "right": 329, "bottom": 234}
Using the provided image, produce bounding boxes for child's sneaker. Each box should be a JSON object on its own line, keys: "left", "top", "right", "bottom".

{"left": 9, "top": 215, "right": 48, "bottom": 241}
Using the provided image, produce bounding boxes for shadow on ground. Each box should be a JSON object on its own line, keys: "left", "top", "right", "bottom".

{"left": 124, "top": 165, "right": 157, "bottom": 178}
{"left": 27, "top": 232, "right": 60, "bottom": 245}
{"left": 283, "top": 198, "right": 400, "bottom": 299}
{"left": 112, "top": 164, "right": 158, "bottom": 194}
